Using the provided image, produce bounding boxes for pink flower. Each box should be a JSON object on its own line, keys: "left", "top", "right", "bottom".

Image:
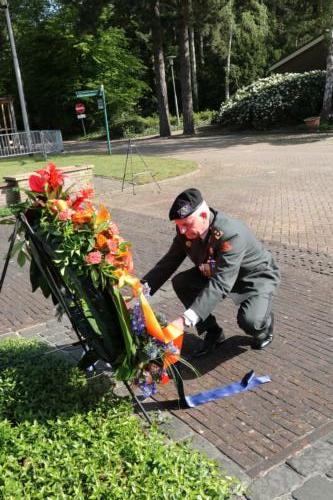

{"left": 105, "top": 253, "right": 116, "bottom": 265}
{"left": 109, "top": 222, "right": 119, "bottom": 235}
{"left": 58, "top": 209, "right": 73, "bottom": 221}
{"left": 107, "top": 239, "right": 119, "bottom": 253}
{"left": 85, "top": 251, "right": 102, "bottom": 265}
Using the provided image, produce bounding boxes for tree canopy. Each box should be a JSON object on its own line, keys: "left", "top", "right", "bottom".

{"left": 0, "top": 0, "right": 332, "bottom": 136}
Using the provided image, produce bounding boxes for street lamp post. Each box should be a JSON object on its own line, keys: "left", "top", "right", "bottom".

{"left": 0, "top": 0, "right": 31, "bottom": 138}
{"left": 167, "top": 56, "right": 180, "bottom": 127}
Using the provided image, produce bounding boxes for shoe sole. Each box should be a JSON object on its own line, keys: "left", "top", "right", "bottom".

{"left": 252, "top": 334, "right": 273, "bottom": 350}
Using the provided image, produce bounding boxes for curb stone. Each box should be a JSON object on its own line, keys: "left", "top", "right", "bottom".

{"left": 291, "top": 475, "right": 333, "bottom": 500}
{"left": 246, "top": 464, "right": 303, "bottom": 500}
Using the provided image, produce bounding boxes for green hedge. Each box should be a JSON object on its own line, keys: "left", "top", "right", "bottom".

{"left": 218, "top": 71, "right": 326, "bottom": 130}
{"left": 0, "top": 339, "right": 242, "bottom": 499}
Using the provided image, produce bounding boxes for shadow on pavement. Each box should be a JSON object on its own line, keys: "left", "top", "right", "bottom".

{"left": 179, "top": 332, "right": 250, "bottom": 380}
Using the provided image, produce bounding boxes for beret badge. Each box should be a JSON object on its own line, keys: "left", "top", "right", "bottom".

{"left": 178, "top": 203, "right": 192, "bottom": 218}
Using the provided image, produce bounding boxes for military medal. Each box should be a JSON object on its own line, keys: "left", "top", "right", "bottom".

{"left": 213, "top": 229, "right": 223, "bottom": 240}
{"left": 185, "top": 240, "right": 192, "bottom": 247}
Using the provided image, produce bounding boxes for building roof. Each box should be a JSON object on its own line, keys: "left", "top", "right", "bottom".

{"left": 270, "top": 34, "right": 327, "bottom": 73}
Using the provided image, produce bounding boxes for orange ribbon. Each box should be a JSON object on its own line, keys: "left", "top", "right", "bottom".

{"left": 119, "top": 274, "right": 184, "bottom": 368}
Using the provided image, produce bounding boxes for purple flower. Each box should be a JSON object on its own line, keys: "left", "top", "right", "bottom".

{"left": 144, "top": 341, "right": 160, "bottom": 360}
{"left": 131, "top": 301, "right": 145, "bottom": 336}
{"left": 139, "top": 381, "right": 157, "bottom": 399}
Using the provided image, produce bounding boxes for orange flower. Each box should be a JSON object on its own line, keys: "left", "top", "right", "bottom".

{"left": 72, "top": 208, "right": 93, "bottom": 225}
{"left": 95, "top": 204, "right": 110, "bottom": 226}
{"left": 122, "top": 252, "right": 134, "bottom": 273}
{"left": 95, "top": 233, "right": 108, "bottom": 250}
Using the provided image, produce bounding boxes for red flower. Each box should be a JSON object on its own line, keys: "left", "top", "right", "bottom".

{"left": 161, "top": 373, "right": 170, "bottom": 384}
{"left": 28, "top": 163, "right": 64, "bottom": 193}
{"left": 29, "top": 171, "right": 48, "bottom": 193}
{"left": 72, "top": 187, "right": 94, "bottom": 210}
{"left": 47, "top": 163, "right": 64, "bottom": 190}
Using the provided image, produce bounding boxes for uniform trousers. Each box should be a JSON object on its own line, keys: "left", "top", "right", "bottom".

{"left": 172, "top": 267, "right": 274, "bottom": 341}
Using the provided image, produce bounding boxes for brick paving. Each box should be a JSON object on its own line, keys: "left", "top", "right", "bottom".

{"left": 94, "top": 129, "right": 333, "bottom": 254}
{"left": 1, "top": 130, "right": 333, "bottom": 497}
{"left": 110, "top": 209, "right": 333, "bottom": 478}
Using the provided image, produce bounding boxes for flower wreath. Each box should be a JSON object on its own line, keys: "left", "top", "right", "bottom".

{"left": 6, "top": 163, "right": 187, "bottom": 398}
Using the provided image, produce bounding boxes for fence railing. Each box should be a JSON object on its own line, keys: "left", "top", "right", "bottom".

{"left": 0, "top": 130, "right": 63, "bottom": 158}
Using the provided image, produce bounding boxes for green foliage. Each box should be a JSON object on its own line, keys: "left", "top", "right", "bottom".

{"left": 111, "top": 114, "right": 160, "bottom": 138}
{"left": 0, "top": 338, "right": 242, "bottom": 498}
{"left": 193, "top": 109, "right": 217, "bottom": 124}
{"left": 1, "top": 2, "right": 148, "bottom": 135}
{"left": 218, "top": 71, "right": 326, "bottom": 129}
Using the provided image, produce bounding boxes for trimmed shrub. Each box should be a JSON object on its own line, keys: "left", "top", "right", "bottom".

{"left": 111, "top": 114, "right": 160, "bottom": 138}
{"left": 218, "top": 71, "right": 326, "bottom": 130}
{"left": 0, "top": 339, "right": 242, "bottom": 498}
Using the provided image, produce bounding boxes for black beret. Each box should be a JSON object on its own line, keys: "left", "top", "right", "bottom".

{"left": 169, "top": 188, "right": 203, "bottom": 220}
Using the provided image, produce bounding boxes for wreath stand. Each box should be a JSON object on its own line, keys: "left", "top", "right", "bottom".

{"left": 0, "top": 215, "right": 188, "bottom": 425}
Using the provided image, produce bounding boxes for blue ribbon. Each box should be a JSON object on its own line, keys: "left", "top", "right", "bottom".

{"left": 185, "top": 370, "right": 271, "bottom": 408}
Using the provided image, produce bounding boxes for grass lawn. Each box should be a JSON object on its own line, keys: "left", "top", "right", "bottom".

{"left": 0, "top": 153, "right": 197, "bottom": 184}
{"left": 0, "top": 338, "right": 242, "bottom": 498}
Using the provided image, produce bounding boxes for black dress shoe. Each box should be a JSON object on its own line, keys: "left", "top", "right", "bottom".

{"left": 192, "top": 327, "right": 225, "bottom": 358}
{"left": 252, "top": 313, "right": 274, "bottom": 350}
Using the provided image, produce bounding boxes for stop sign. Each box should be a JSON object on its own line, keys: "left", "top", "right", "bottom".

{"left": 75, "top": 102, "right": 85, "bottom": 114}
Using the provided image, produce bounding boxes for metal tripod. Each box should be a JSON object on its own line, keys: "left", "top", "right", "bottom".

{"left": 121, "top": 139, "right": 161, "bottom": 195}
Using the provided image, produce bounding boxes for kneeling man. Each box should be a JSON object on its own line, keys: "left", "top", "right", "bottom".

{"left": 142, "top": 188, "right": 280, "bottom": 357}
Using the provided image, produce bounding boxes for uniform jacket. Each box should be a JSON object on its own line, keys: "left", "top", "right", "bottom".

{"left": 143, "top": 208, "right": 280, "bottom": 321}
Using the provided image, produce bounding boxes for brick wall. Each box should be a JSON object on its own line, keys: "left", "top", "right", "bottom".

{"left": 0, "top": 165, "right": 93, "bottom": 207}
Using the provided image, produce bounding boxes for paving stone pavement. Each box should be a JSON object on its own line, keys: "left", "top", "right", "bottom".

{"left": 1, "top": 130, "right": 333, "bottom": 499}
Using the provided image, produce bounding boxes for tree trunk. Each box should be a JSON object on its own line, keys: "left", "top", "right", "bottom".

{"left": 225, "top": 0, "right": 234, "bottom": 101}
{"left": 188, "top": 0, "right": 198, "bottom": 111}
{"left": 225, "top": 21, "right": 233, "bottom": 101}
{"left": 189, "top": 26, "right": 198, "bottom": 110}
{"left": 178, "top": 0, "right": 195, "bottom": 134}
{"left": 321, "top": 29, "right": 333, "bottom": 121}
{"left": 199, "top": 32, "right": 204, "bottom": 66}
{"left": 151, "top": 0, "right": 171, "bottom": 137}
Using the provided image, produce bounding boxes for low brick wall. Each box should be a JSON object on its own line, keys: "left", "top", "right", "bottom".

{"left": 0, "top": 165, "right": 93, "bottom": 207}
{"left": 0, "top": 181, "right": 17, "bottom": 207}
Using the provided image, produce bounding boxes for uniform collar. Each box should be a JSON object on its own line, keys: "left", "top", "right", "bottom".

{"left": 199, "top": 209, "right": 214, "bottom": 240}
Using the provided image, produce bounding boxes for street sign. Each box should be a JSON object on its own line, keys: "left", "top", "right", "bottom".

{"left": 77, "top": 113, "right": 86, "bottom": 119}
{"left": 75, "top": 102, "right": 85, "bottom": 114}
{"left": 74, "top": 85, "right": 111, "bottom": 154}
{"left": 75, "top": 90, "right": 100, "bottom": 98}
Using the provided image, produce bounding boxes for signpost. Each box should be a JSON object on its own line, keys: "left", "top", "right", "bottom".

{"left": 75, "top": 85, "right": 111, "bottom": 154}
{"left": 75, "top": 102, "right": 85, "bottom": 114}
{"left": 75, "top": 102, "right": 86, "bottom": 136}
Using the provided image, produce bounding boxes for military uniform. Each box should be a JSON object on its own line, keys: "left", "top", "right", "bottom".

{"left": 143, "top": 208, "right": 280, "bottom": 344}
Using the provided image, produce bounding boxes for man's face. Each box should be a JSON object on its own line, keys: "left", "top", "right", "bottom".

{"left": 175, "top": 212, "right": 208, "bottom": 239}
